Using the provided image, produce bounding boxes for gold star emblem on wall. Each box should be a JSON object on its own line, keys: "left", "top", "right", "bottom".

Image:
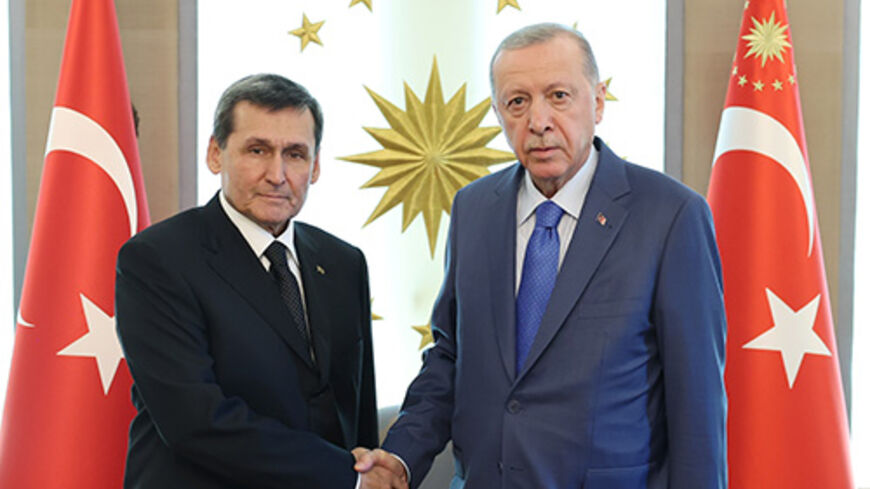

{"left": 339, "top": 58, "right": 516, "bottom": 256}
{"left": 412, "top": 323, "right": 434, "bottom": 349}
{"left": 370, "top": 298, "right": 383, "bottom": 321}
{"left": 289, "top": 14, "right": 324, "bottom": 52}
{"left": 603, "top": 77, "right": 618, "bottom": 101}
{"left": 350, "top": 0, "right": 372, "bottom": 11}
{"left": 742, "top": 11, "right": 791, "bottom": 67}
{"left": 497, "top": 0, "right": 520, "bottom": 13}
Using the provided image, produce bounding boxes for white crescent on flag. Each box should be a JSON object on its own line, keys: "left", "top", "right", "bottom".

{"left": 43, "top": 106, "right": 138, "bottom": 238}
{"left": 16, "top": 309, "right": 34, "bottom": 328}
{"left": 712, "top": 106, "right": 815, "bottom": 256}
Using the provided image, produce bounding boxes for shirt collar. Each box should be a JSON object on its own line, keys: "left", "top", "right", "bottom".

{"left": 517, "top": 144, "right": 599, "bottom": 226}
{"left": 219, "top": 191, "right": 297, "bottom": 263}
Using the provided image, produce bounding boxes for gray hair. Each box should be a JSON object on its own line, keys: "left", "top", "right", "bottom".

{"left": 212, "top": 73, "right": 324, "bottom": 155}
{"left": 489, "top": 23, "right": 600, "bottom": 94}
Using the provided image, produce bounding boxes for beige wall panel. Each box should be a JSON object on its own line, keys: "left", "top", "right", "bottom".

{"left": 25, "top": 0, "right": 180, "bottom": 232}
{"left": 684, "top": 0, "right": 844, "bottom": 320}
{"left": 117, "top": 0, "right": 180, "bottom": 224}
{"left": 683, "top": 0, "right": 743, "bottom": 195}
{"left": 25, "top": 0, "right": 67, "bottom": 232}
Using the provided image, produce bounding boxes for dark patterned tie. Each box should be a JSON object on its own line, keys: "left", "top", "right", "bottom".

{"left": 515, "top": 200, "right": 564, "bottom": 375}
{"left": 264, "top": 241, "right": 310, "bottom": 347}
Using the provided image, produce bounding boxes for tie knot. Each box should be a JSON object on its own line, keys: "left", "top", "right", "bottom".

{"left": 535, "top": 201, "right": 564, "bottom": 229}
{"left": 264, "top": 241, "right": 289, "bottom": 269}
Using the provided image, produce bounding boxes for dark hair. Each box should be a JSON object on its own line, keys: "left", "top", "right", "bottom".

{"left": 489, "top": 23, "right": 600, "bottom": 94}
{"left": 212, "top": 73, "right": 324, "bottom": 154}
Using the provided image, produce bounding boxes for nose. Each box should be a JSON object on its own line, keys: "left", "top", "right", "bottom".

{"left": 527, "top": 99, "right": 552, "bottom": 135}
{"left": 264, "top": 154, "right": 286, "bottom": 186}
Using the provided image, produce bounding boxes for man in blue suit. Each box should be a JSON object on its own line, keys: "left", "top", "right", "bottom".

{"left": 357, "top": 23, "right": 727, "bottom": 488}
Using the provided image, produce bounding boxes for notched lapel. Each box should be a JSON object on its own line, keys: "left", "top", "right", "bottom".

{"left": 487, "top": 166, "right": 523, "bottom": 381}
{"left": 201, "top": 199, "right": 316, "bottom": 369}
{"left": 294, "top": 226, "right": 333, "bottom": 383}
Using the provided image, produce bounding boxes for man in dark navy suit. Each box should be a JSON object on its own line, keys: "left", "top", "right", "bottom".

{"left": 358, "top": 23, "right": 728, "bottom": 489}
{"left": 116, "top": 74, "right": 406, "bottom": 489}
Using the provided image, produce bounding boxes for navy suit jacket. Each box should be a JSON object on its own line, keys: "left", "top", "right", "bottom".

{"left": 383, "top": 139, "right": 727, "bottom": 489}
{"left": 115, "top": 195, "right": 377, "bottom": 489}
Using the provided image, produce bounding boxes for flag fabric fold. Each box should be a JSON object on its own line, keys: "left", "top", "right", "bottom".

{"left": 0, "top": 0, "right": 149, "bottom": 486}
{"left": 708, "top": 0, "right": 853, "bottom": 487}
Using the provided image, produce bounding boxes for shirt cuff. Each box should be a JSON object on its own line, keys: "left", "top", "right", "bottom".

{"left": 391, "top": 453, "right": 412, "bottom": 484}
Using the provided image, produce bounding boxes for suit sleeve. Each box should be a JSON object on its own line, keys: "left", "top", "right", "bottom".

{"left": 357, "top": 251, "right": 379, "bottom": 448}
{"left": 653, "top": 194, "right": 728, "bottom": 489}
{"left": 381, "top": 193, "right": 462, "bottom": 488}
{"left": 115, "top": 237, "right": 357, "bottom": 489}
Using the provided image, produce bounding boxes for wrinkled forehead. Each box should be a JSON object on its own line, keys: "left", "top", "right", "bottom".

{"left": 491, "top": 35, "right": 592, "bottom": 89}
{"left": 491, "top": 37, "right": 589, "bottom": 92}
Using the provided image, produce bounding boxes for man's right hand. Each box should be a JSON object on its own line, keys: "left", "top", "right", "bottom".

{"left": 352, "top": 448, "right": 408, "bottom": 489}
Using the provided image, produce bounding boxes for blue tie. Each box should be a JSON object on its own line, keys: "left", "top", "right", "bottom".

{"left": 515, "top": 200, "right": 564, "bottom": 375}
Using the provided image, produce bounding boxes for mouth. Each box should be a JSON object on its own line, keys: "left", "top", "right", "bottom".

{"left": 527, "top": 146, "right": 559, "bottom": 157}
{"left": 258, "top": 193, "right": 291, "bottom": 202}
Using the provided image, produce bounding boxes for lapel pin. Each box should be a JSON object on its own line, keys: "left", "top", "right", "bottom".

{"left": 596, "top": 212, "right": 607, "bottom": 227}
{"left": 316, "top": 265, "right": 326, "bottom": 275}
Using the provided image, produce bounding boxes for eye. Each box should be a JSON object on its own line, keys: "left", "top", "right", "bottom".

{"left": 552, "top": 90, "right": 570, "bottom": 101}
{"left": 505, "top": 96, "right": 527, "bottom": 113}
{"left": 249, "top": 146, "right": 265, "bottom": 155}
{"left": 283, "top": 147, "right": 310, "bottom": 162}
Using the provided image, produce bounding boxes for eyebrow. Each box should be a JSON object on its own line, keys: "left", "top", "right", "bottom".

{"left": 244, "top": 137, "right": 310, "bottom": 153}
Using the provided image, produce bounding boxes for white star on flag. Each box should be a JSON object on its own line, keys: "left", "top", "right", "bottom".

{"left": 57, "top": 293, "right": 125, "bottom": 395}
{"left": 743, "top": 288, "right": 830, "bottom": 388}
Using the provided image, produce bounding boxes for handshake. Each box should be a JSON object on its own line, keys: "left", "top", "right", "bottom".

{"left": 352, "top": 447, "right": 410, "bottom": 489}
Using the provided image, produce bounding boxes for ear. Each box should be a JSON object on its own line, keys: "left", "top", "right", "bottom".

{"left": 593, "top": 81, "right": 606, "bottom": 125}
{"left": 206, "top": 137, "right": 222, "bottom": 175}
{"left": 309, "top": 152, "right": 321, "bottom": 184}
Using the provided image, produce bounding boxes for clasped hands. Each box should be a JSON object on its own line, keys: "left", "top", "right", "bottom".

{"left": 352, "top": 447, "right": 408, "bottom": 489}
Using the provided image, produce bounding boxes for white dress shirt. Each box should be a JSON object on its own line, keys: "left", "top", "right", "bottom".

{"left": 219, "top": 191, "right": 309, "bottom": 324}
{"left": 515, "top": 146, "right": 599, "bottom": 292}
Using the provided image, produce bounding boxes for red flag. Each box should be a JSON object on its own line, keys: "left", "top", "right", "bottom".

{"left": 0, "top": 0, "right": 149, "bottom": 486}
{"left": 708, "top": 0, "right": 853, "bottom": 487}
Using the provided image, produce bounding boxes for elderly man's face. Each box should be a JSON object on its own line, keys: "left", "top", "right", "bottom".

{"left": 492, "top": 34, "right": 605, "bottom": 197}
{"left": 207, "top": 101, "right": 320, "bottom": 235}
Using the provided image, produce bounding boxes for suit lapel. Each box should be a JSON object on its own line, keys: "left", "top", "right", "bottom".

{"left": 294, "top": 224, "right": 332, "bottom": 382}
{"left": 199, "top": 196, "right": 316, "bottom": 369}
{"left": 487, "top": 165, "right": 523, "bottom": 381}
{"left": 517, "top": 140, "right": 631, "bottom": 380}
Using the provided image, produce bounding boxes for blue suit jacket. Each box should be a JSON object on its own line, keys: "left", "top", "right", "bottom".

{"left": 383, "top": 139, "right": 727, "bottom": 489}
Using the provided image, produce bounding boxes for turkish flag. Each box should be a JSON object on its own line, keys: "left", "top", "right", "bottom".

{"left": 708, "top": 0, "right": 853, "bottom": 487}
{"left": 0, "top": 0, "right": 149, "bottom": 487}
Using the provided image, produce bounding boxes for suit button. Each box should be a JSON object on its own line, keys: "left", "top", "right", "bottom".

{"left": 507, "top": 399, "right": 521, "bottom": 414}
{"left": 498, "top": 461, "right": 504, "bottom": 473}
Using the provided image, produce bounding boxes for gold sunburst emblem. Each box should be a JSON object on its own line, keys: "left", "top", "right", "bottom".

{"left": 742, "top": 11, "right": 791, "bottom": 67}
{"left": 339, "top": 58, "right": 515, "bottom": 256}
